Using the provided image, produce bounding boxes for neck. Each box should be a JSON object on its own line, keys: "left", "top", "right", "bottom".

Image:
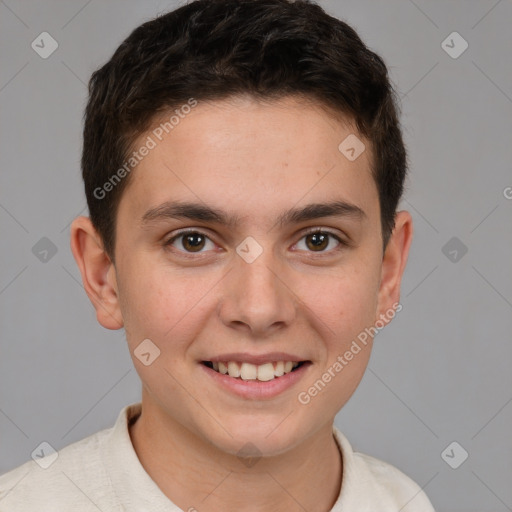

{"left": 129, "top": 401, "right": 343, "bottom": 512}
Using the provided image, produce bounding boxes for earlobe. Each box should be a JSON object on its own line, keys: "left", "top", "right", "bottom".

{"left": 375, "top": 210, "right": 413, "bottom": 324}
{"left": 70, "top": 216, "right": 124, "bottom": 330}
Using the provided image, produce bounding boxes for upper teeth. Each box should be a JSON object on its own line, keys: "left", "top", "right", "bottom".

{"left": 212, "top": 361, "right": 300, "bottom": 381}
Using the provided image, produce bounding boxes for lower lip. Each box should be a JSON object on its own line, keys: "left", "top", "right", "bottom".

{"left": 199, "top": 362, "right": 312, "bottom": 400}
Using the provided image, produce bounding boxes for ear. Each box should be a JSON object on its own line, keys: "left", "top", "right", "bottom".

{"left": 375, "top": 210, "right": 413, "bottom": 324}
{"left": 70, "top": 216, "right": 123, "bottom": 330}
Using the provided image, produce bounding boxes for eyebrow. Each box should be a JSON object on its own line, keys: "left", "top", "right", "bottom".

{"left": 141, "top": 199, "right": 367, "bottom": 229}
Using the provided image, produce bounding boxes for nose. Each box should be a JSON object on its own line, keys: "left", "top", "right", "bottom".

{"left": 218, "top": 244, "right": 297, "bottom": 337}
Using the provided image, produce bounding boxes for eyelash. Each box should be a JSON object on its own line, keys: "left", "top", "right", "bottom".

{"left": 163, "top": 227, "right": 348, "bottom": 258}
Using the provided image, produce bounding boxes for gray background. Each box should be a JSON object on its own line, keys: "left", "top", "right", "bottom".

{"left": 1, "top": 1, "right": 511, "bottom": 510}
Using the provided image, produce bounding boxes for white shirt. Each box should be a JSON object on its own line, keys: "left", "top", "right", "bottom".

{"left": 0, "top": 402, "right": 435, "bottom": 511}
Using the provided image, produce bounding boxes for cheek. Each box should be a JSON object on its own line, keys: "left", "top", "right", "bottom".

{"left": 295, "top": 271, "right": 377, "bottom": 415}
{"left": 297, "top": 262, "right": 380, "bottom": 339}
{"left": 118, "top": 262, "right": 219, "bottom": 351}
{"left": 117, "top": 267, "right": 205, "bottom": 395}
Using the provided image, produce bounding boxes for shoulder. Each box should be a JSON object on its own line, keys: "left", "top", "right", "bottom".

{"left": 354, "top": 451, "right": 435, "bottom": 510}
{"left": 332, "top": 426, "right": 436, "bottom": 511}
{"left": 0, "top": 425, "right": 117, "bottom": 511}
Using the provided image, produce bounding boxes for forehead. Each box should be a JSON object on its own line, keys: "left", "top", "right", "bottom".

{"left": 119, "top": 95, "right": 378, "bottom": 227}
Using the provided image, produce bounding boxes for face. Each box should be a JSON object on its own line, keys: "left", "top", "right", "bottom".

{"left": 76, "top": 95, "right": 411, "bottom": 457}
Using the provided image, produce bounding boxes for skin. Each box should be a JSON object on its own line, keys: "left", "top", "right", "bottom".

{"left": 70, "top": 94, "right": 413, "bottom": 512}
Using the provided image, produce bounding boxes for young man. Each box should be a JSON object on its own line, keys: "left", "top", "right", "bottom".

{"left": 0, "top": 0, "right": 436, "bottom": 510}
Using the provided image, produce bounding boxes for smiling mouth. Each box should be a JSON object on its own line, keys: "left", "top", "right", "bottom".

{"left": 201, "top": 360, "right": 309, "bottom": 382}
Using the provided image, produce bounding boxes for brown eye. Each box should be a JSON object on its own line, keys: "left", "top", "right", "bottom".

{"left": 305, "top": 232, "right": 329, "bottom": 251}
{"left": 295, "top": 229, "right": 345, "bottom": 254}
{"left": 181, "top": 232, "right": 206, "bottom": 252}
{"left": 165, "top": 231, "right": 214, "bottom": 254}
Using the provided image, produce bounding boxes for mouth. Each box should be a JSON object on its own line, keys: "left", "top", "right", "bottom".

{"left": 201, "top": 360, "right": 310, "bottom": 382}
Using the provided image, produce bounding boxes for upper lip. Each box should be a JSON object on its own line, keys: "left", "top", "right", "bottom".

{"left": 202, "top": 352, "right": 310, "bottom": 365}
